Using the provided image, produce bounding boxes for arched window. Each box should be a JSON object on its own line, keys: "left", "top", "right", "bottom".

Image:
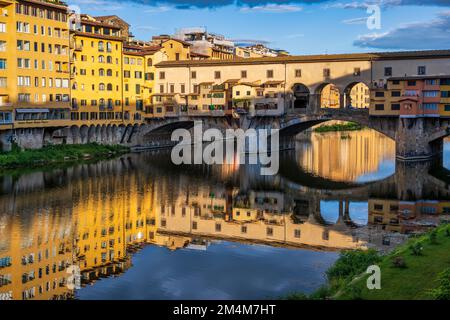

{"left": 99, "top": 98, "right": 105, "bottom": 107}
{"left": 147, "top": 58, "right": 152, "bottom": 67}
{"left": 72, "top": 82, "right": 77, "bottom": 90}
{"left": 98, "top": 55, "right": 104, "bottom": 63}
{"left": 107, "top": 83, "right": 112, "bottom": 91}
{"left": 99, "top": 83, "right": 105, "bottom": 91}
{"left": 106, "top": 56, "right": 112, "bottom": 64}
{"left": 98, "top": 41, "right": 104, "bottom": 52}
{"left": 106, "top": 69, "right": 112, "bottom": 76}
{"left": 106, "top": 42, "right": 112, "bottom": 52}
{"left": 99, "top": 68, "right": 105, "bottom": 76}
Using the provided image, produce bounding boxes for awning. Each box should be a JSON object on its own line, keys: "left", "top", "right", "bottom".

{"left": 15, "top": 108, "right": 50, "bottom": 113}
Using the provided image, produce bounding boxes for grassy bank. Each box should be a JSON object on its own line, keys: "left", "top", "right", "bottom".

{"left": 314, "top": 122, "right": 362, "bottom": 133}
{"left": 0, "top": 143, "right": 129, "bottom": 169}
{"left": 285, "top": 223, "right": 450, "bottom": 300}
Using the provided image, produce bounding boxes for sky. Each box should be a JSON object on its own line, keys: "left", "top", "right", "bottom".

{"left": 66, "top": 0, "right": 450, "bottom": 55}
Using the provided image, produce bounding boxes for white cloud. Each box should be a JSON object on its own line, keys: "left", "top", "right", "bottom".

{"left": 342, "top": 17, "right": 368, "bottom": 24}
{"left": 240, "top": 4, "right": 303, "bottom": 13}
{"left": 144, "top": 6, "right": 173, "bottom": 13}
{"left": 354, "top": 10, "right": 450, "bottom": 49}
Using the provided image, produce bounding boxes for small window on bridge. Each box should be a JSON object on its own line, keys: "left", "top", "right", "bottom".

{"left": 418, "top": 66, "right": 426, "bottom": 75}
{"left": 391, "top": 91, "right": 401, "bottom": 97}
{"left": 384, "top": 67, "right": 392, "bottom": 76}
{"left": 391, "top": 104, "right": 400, "bottom": 110}
{"left": 445, "top": 105, "right": 450, "bottom": 112}
{"left": 375, "top": 91, "right": 385, "bottom": 97}
{"left": 353, "top": 68, "right": 361, "bottom": 76}
{"left": 375, "top": 104, "right": 384, "bottom": 111}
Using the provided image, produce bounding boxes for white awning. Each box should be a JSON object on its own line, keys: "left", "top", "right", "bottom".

{"left": 15, "top": 109, "right": 50, "bottom": 113}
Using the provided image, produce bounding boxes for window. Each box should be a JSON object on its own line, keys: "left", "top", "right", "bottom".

{"left": 294, "top": 229, "right": 301, "bottom": 238}
{"left": 295, "top": 69, "right": 302, "bottom": 77}
{"left": 124, "top": 70, "right": 130, "bottom": 78}
{"left": 241, "top": 226, "right": 247, "bottom": 234}
{"left": 0, "top": 23, "right": 6, "bottom": 33}
{"left": 159, "top": 71, "right": 165, "bottom": 80}
{"left": 391, "top": 91, "right": 401, "bottom": 97}
{"left": 214, "top": 71, "right": 221, "bottom": 79}
{"left": 384, "top": 67, "right": 392, "bottom": 76}
{"left": 147, "top": 58, "right": 152, "bottom": 67}
{"left": 440, "top": 78, "right": 450, "bottom": 85}
{"left": 241, "top": 70, "right": 247, "bottom": 78}
{"left": 442, "top": 91, "right": 450, "bottom": 98}
{"left": 323, "top": 68, "right": 330, "bottom": 78}
{"left": 215, "top": 223, "right": 221, "bottom": 232}
{"left": 0, "top": 59, "right": 6, "bottom": 69}
{"left": 0, "top": 77, "right": 6, "bottom": 87}
{"left": 266, "top": 227, "right": 273, "bottom": 237}
{"left": 267, "top": 69, "right": 274, "bottom": 78}
{"left": 391, "top": 103, "right": 400, "bottom": 110}
{"left": 425, "top": 79, "right": 437, "bottom": 85}
{"left": 423, "top": 91, "right": 439, "bottom": 97}
{"left": 423, "top": 103, "right": 438, "bottom": 110}
{"left": 375, "top": 104, "right": 384, "bottom": 110}
{"left": 444, "top": 105, "right": 450, "bottom": 112}
{"left": 407, "top": 80, "right": 416, "bottom": 86}
{"left": 191, "top": 71, "right": 196, "bottom": 79}
{"left": 135, "top": 84, "right": 140, "bottom": 94}
{"left": 353, "top": 68, "right": 361, "bottom": 76}
{"left": 375, "top": 91, "right": 385, "bottom": 97}
{"left": 180, "top": 84, "right": 185, "bottom": 93}
{"left": 418, "top": 66, "right": 426, "bottom": 75}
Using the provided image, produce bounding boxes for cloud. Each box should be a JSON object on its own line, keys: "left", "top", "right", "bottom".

{"left": 144, "top": 5, "right": 172, "bottom": 12}
{"left": 328, "top": 0, "right": 450, "bottom": 10}
{"left": 240, "top": 4, "right": 303, "bottom": 12}
{"left": 342, "top": 16, "right": 368, "bottom": 24}
{"left": 354, "top": 10, "right": 450, "bottom": 49}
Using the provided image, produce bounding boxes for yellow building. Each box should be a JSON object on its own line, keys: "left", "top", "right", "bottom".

{"left": 70, "top": 14, "right": 125, "bottom": 125}
{"left": 0, "top": 0, "right": 71, "bottom": 131}
{"left": 349, "top": 82, "right": 369, "bottom": 108}
{"left": 321, "top": 84, "right": 340, "bottom": 108}
{"left": 151, "top": 36, "right": 191, "bottom": 61}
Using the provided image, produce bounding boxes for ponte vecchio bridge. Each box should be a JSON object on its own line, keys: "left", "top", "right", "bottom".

{"left": 127, "top": 49, "right": 450, "bottom": 161}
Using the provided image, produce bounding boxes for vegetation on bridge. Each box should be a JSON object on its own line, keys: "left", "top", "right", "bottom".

{"left": 314, "top": 121, "right": 363, "bottom": 133}
{"left": 284, "top": 223, "right": 450, "bottom": 300}
{"left": 0, "top": 143, "right": 129, "bottom": 170}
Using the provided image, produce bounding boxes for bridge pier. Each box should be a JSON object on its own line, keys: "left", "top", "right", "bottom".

{"left": 395, "top": 117, "right": 444, "bottom": 161}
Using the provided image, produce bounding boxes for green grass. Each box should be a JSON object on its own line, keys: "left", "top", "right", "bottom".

{"left": 337, "top": 224, "right": 450, "bottom": 300}
{"left": 314, "top": 122, "right": 362, "bottom": 133}
{"left": 284, "top": 224, "right": 450, "bottom": 300}
{"left": 0, "top": 143, "right": 129, "bottom": 169}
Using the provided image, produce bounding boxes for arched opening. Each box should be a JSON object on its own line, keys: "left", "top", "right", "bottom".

{"left": 343, "top": 82, "right": 370, "bottom": 109}
{"left": 292, "top": 83, "right": 310, "bottom": 109}
{"left": 317, "top": 83, "right": 340, "bottom": 109}
{"left": 147, "top": 58, "right": 153, "bottom": 67}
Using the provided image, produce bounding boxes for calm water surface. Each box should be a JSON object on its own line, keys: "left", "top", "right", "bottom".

{"left": 0, "top": 130, "right": 449, "bottom": 300}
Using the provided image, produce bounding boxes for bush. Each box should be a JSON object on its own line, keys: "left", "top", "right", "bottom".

{"left": 391, "top": 256, "right": 407, "bottom": 268}
{"left": 429, "top": 229, "right": 439, "bottom": 244}
{"left": 326, "top": 249, "right": 381, "bottom": 282}
{"left": 429, "top": 268, "right": 450, "bottom": 300}
{"left": 409, "top": 242, "right": 423, "bottom": 256}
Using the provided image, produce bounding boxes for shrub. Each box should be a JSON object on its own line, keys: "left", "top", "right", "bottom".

{"left": 409, "top": 242, "right": 423, "bottom": 256}
{"left": 429, "top": 268, "right": 450, "bottom": 300}
{"left": 429, "top": 229, "right": 439, "bottom": 244}
{"left": 391, "top": 256, "right": 407, "bottom": 268}
{"left": 326, "top": 249, "right": 381, "bottom": 282}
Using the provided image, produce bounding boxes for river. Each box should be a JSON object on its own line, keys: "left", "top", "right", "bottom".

{"left": 0, "top": 128, "right": 449, "bottom": 300}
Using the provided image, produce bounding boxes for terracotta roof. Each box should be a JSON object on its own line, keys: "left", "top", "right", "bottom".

{"left": 223, "top": 79, "right": 240, "bottom": 83}
{"left": 73, "top": 31, "right": 124, "bottom": 42}
{"left": 94, "top": 15, "right": 130, "bottom": 26}
{"left": 155, "top": 49, "right": 450, "bottom": 68}
{"left": 20, "top": 0, "right": 68, "bottom": 10}
{"left": 263, "top": 80, "right": 284, "bottom": 85}
{"left": 191, "top": 51, "right": 210, "bottom": 58}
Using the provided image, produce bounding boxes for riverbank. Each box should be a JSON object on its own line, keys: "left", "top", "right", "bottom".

{"left": 285, "top": 223, "right": 450, "bottom": 300}
{"left": 0, "top": 143, "right": 129, "bottom": 170}
{"left": 314, "top": 122, "right": 362, "bottom": 133}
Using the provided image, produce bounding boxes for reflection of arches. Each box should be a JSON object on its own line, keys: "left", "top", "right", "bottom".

{"left": 343, "top": 82, "right": 370, "bottom": 109}
{"left": 292, "top": 83, "right": 310, "bottom": 109}
{"left": 316, "top": 83, "right": 340, "bottom": 109}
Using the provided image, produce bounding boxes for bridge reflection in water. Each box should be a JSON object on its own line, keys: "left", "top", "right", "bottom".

{"left": 0, "top": 140, "right": 449, "bottom": 300}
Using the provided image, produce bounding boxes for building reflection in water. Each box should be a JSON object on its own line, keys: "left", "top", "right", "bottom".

{"left": 0, "top": 146, "right": 449, "bottom": 300}
{"left": 296, "top": 126, "right": 395, "bottom": 182}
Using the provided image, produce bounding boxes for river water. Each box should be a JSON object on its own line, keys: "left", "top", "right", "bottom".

{"left": 0, "top": 129, "right": 449, "bottom": 300}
